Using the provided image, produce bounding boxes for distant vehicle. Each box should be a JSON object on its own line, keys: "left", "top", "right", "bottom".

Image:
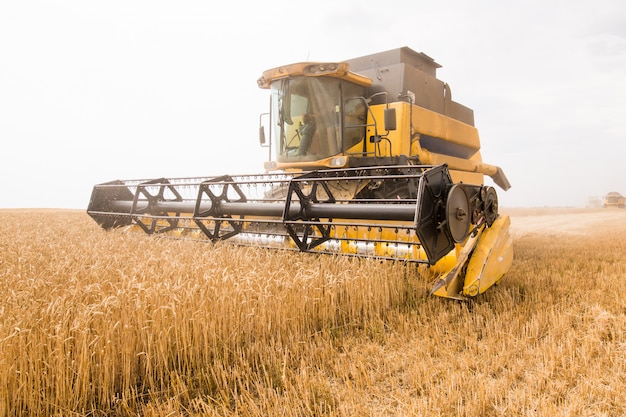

{"left": 602, "top": 192, "right": 625, "bottom": 208}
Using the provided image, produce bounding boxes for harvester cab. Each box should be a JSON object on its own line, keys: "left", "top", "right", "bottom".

{"left": 88, "top": 46, "right": 513, "bottom": 300}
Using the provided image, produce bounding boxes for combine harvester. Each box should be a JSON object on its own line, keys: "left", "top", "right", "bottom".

{"left": 88, "top": 47, "right": 513, "bottom": 300}
{"left": 602, "top": 192, "right": 625, "bottom": 208}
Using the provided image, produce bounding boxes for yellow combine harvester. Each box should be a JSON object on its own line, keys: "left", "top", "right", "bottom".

{"left": 88, "top": 47, "right": 513, "bottom": 300}
{"left": 602, "top": 192, "right": 625, "bottom": 208}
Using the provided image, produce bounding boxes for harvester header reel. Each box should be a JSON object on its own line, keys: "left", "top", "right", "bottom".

{"left": 88, "top": 164, "right": 498, "bottom": 266}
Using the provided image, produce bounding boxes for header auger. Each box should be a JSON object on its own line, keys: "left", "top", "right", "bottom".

{"left": 88, "top": 46, "right": 513, "bottom": 299}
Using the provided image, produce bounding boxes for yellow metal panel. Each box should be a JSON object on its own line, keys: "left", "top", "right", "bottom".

{"left": 462, "top": 215, "right": 514, "bottom": 296}
{"left": 411, "top": 104, "right": 480, "bottom": 149}
{"left": 364, "top": 104, "right": 412, "bottom": 156}
{"left": 366, "top": 102, "right": 481, "bottom": 158}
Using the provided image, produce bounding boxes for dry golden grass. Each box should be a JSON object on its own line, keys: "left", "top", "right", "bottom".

{"left": 1, "top": 208, "right": 625, "bottom": 416}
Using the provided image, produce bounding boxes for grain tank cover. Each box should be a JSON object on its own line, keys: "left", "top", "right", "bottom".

{"left": 346, "top": 46, "right": 474, "bottom": 126}
{"left": 346, "top": 47, "right": 441, "bottom": 77}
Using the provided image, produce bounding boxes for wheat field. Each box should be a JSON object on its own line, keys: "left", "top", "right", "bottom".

{"left": 1, "top": 208, "right": 625, "bottom": 416}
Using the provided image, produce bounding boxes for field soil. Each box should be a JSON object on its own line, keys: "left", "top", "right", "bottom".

{"left": 505, "top": 207, "right": 626, "bottom": 237}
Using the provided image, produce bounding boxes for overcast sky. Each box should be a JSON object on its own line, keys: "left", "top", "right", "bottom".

{"left": 1, "top": 0, "right": 625, "bottom": 209}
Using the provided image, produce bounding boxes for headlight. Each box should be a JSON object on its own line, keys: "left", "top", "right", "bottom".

{"left": 329, "top": 157, "right": 347, "bottom": 167}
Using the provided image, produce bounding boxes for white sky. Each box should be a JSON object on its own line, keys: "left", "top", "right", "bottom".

{"left": 1, "top": 0, "right": 625, "bottom": 208}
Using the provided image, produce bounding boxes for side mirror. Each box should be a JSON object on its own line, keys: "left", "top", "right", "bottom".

{"left": 259, "top": 126, "right": 266, "bottom": 146}
{"left": 259, "top": 112, "right": 270, "bottom": 147}
{"left": 384, "top": 107, "right": 396, "bottom": 131}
